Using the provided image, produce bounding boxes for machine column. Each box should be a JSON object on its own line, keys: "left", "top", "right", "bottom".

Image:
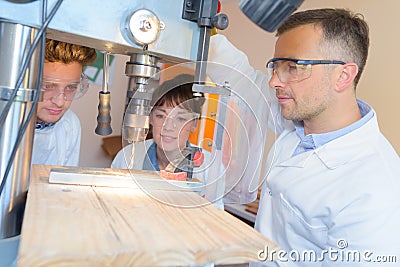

{"left": 0, "top": 21, "right": 42, "bottom": 239}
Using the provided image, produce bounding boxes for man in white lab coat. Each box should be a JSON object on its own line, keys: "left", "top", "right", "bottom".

{"left": 0, "top": 39, "right": 96, "bottom": 267}
{"left": 31, "top": 39, "right": 96, "bottom": 166}
{"left": 208, "top": 8, "right": 400, "bottom": 267}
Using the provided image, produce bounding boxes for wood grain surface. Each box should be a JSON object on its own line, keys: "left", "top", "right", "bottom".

{"left": 48, "top": 166, "right": 203, "bottom": 192}
{"left": 18, "top": 165, "right": 278, "bottom": 267}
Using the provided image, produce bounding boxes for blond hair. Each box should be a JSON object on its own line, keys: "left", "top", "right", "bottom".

{"left": 45, "top": 39, "right": 97, "bottom": 66}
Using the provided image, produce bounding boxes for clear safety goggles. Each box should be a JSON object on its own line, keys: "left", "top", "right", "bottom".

{"left": 151, "top": 107, "right": 200, "bottom": 129}
{"left": 40, "top": 73, "right": 89, "bottom": 101}
{"left": 266, "top": 57, "right": 346, "bottom": 83}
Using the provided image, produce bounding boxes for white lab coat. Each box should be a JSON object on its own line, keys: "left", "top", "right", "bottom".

{"left": 208, "top": 34, "right": 400, "bottom": 266}
{"left": 4, "top": 110, "right": 81, "bottom": 267}
{"left": 111, "top": 139, "right": 225, "bottom": 209}
{"left": 31, "top": 109, "right": 81, "bottom": 166}
{"left": 207, "top": 34, "right": 291, "bottom": 204}
{"left": 256, "top": 111, "right": 400, "bottom": 267}
{"left": 208, "top": 35, "right": 288, "bottom": 134}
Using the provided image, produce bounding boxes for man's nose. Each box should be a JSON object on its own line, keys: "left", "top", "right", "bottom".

{"left": 51, "top": 92, "right": 67, "bottom": 106}
{"left": 269, "top": 71, "right": 283, "bottom": 89}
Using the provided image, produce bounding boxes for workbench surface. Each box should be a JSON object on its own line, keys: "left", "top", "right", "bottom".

{"left": 18, "top": 165, "right": 277, "bottom": 266}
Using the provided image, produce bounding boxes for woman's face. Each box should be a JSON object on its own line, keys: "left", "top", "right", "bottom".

{"left": 150, "top": 104, "right": 198, "bottom": 154}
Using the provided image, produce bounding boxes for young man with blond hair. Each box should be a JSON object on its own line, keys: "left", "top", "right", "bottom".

{"left": 32, "top": 39, "right": 96, "bottom": 166}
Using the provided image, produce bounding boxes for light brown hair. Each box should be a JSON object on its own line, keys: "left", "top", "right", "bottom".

{"left": 45, "top": 39, "right": 97, "bottom": 66}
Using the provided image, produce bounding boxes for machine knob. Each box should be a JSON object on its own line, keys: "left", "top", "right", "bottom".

{"left": 212, "top": 13, "right": 229, "bottom": 30}
{"left": 123, "top": 9, "right": 162, "bottom": 46}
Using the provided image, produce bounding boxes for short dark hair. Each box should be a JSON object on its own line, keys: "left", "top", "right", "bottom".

{"left": 277, "top": 8, "right": 369, "bottom": 87}
{"left": 151, "top": 74, "right": 205, "bottom": 114}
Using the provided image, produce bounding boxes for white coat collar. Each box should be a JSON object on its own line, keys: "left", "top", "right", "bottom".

{"left": 275, "top": 110, "right": 379, "bottom": 169}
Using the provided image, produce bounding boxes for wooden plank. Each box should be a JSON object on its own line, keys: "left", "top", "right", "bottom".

{"left": 18, "top": 165, "right": 278, "bottom": 267}
{"left": 48, "top": 167, "right": 203, "bottom": 192}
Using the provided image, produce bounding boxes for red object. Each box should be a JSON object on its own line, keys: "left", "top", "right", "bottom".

{"left": 159, "top": 170, "right": 187, "bottom": 181}
{"left": 217, "top": 0, "right": 221, "bottom": 13}
{"left": 193, "top": 151, "right": 204, "bottom": 167}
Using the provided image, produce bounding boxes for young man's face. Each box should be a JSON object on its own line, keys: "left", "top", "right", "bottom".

{"left": 37, "top": 61, "right": 83, "bottom": 123}
{"left": 269, "top": 24, "right": 338, "bottom": 123}
{"left": 150, "top": 105, "right": 198, "bottom": 154}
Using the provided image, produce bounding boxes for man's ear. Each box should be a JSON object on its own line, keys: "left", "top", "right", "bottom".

{"left": 335, "top": 63, "right": 358, "bottom": 92}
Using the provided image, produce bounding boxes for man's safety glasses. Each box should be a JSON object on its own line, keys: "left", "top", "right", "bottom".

{"left": 41, "top": 73, "right": 89, "bottom": 101}
{"left": 266, "top": 58, "right": 346, "bottom": 83}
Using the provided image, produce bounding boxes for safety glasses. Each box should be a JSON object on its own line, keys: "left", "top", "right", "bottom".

{"left": 266, "top": 57, "right": 346, "bottom": 83}
{"left": 40, "top": 73, "right": 89, "bottom": 101}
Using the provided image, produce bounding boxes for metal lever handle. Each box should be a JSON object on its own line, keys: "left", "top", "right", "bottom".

{"left": 95, "top": 51, "right": 112, "bottom": 135}
{"left": 95, "top": 91, "right": 112, "bottom": 135}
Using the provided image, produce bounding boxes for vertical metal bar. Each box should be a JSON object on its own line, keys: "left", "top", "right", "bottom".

{"left": 101, "top": 51, "right": 110, "bottom": 93}
{"left": 0, "top": 21, "right": 41, "bottom": 239}
{"left": 194, "top": 26, "right": 211, "bottom": 86}
{"left": 193, "top": 0, "right": 218, "bottom": 94}
{"left": 214, "top": 94, "right": 228, "bottom": 151}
